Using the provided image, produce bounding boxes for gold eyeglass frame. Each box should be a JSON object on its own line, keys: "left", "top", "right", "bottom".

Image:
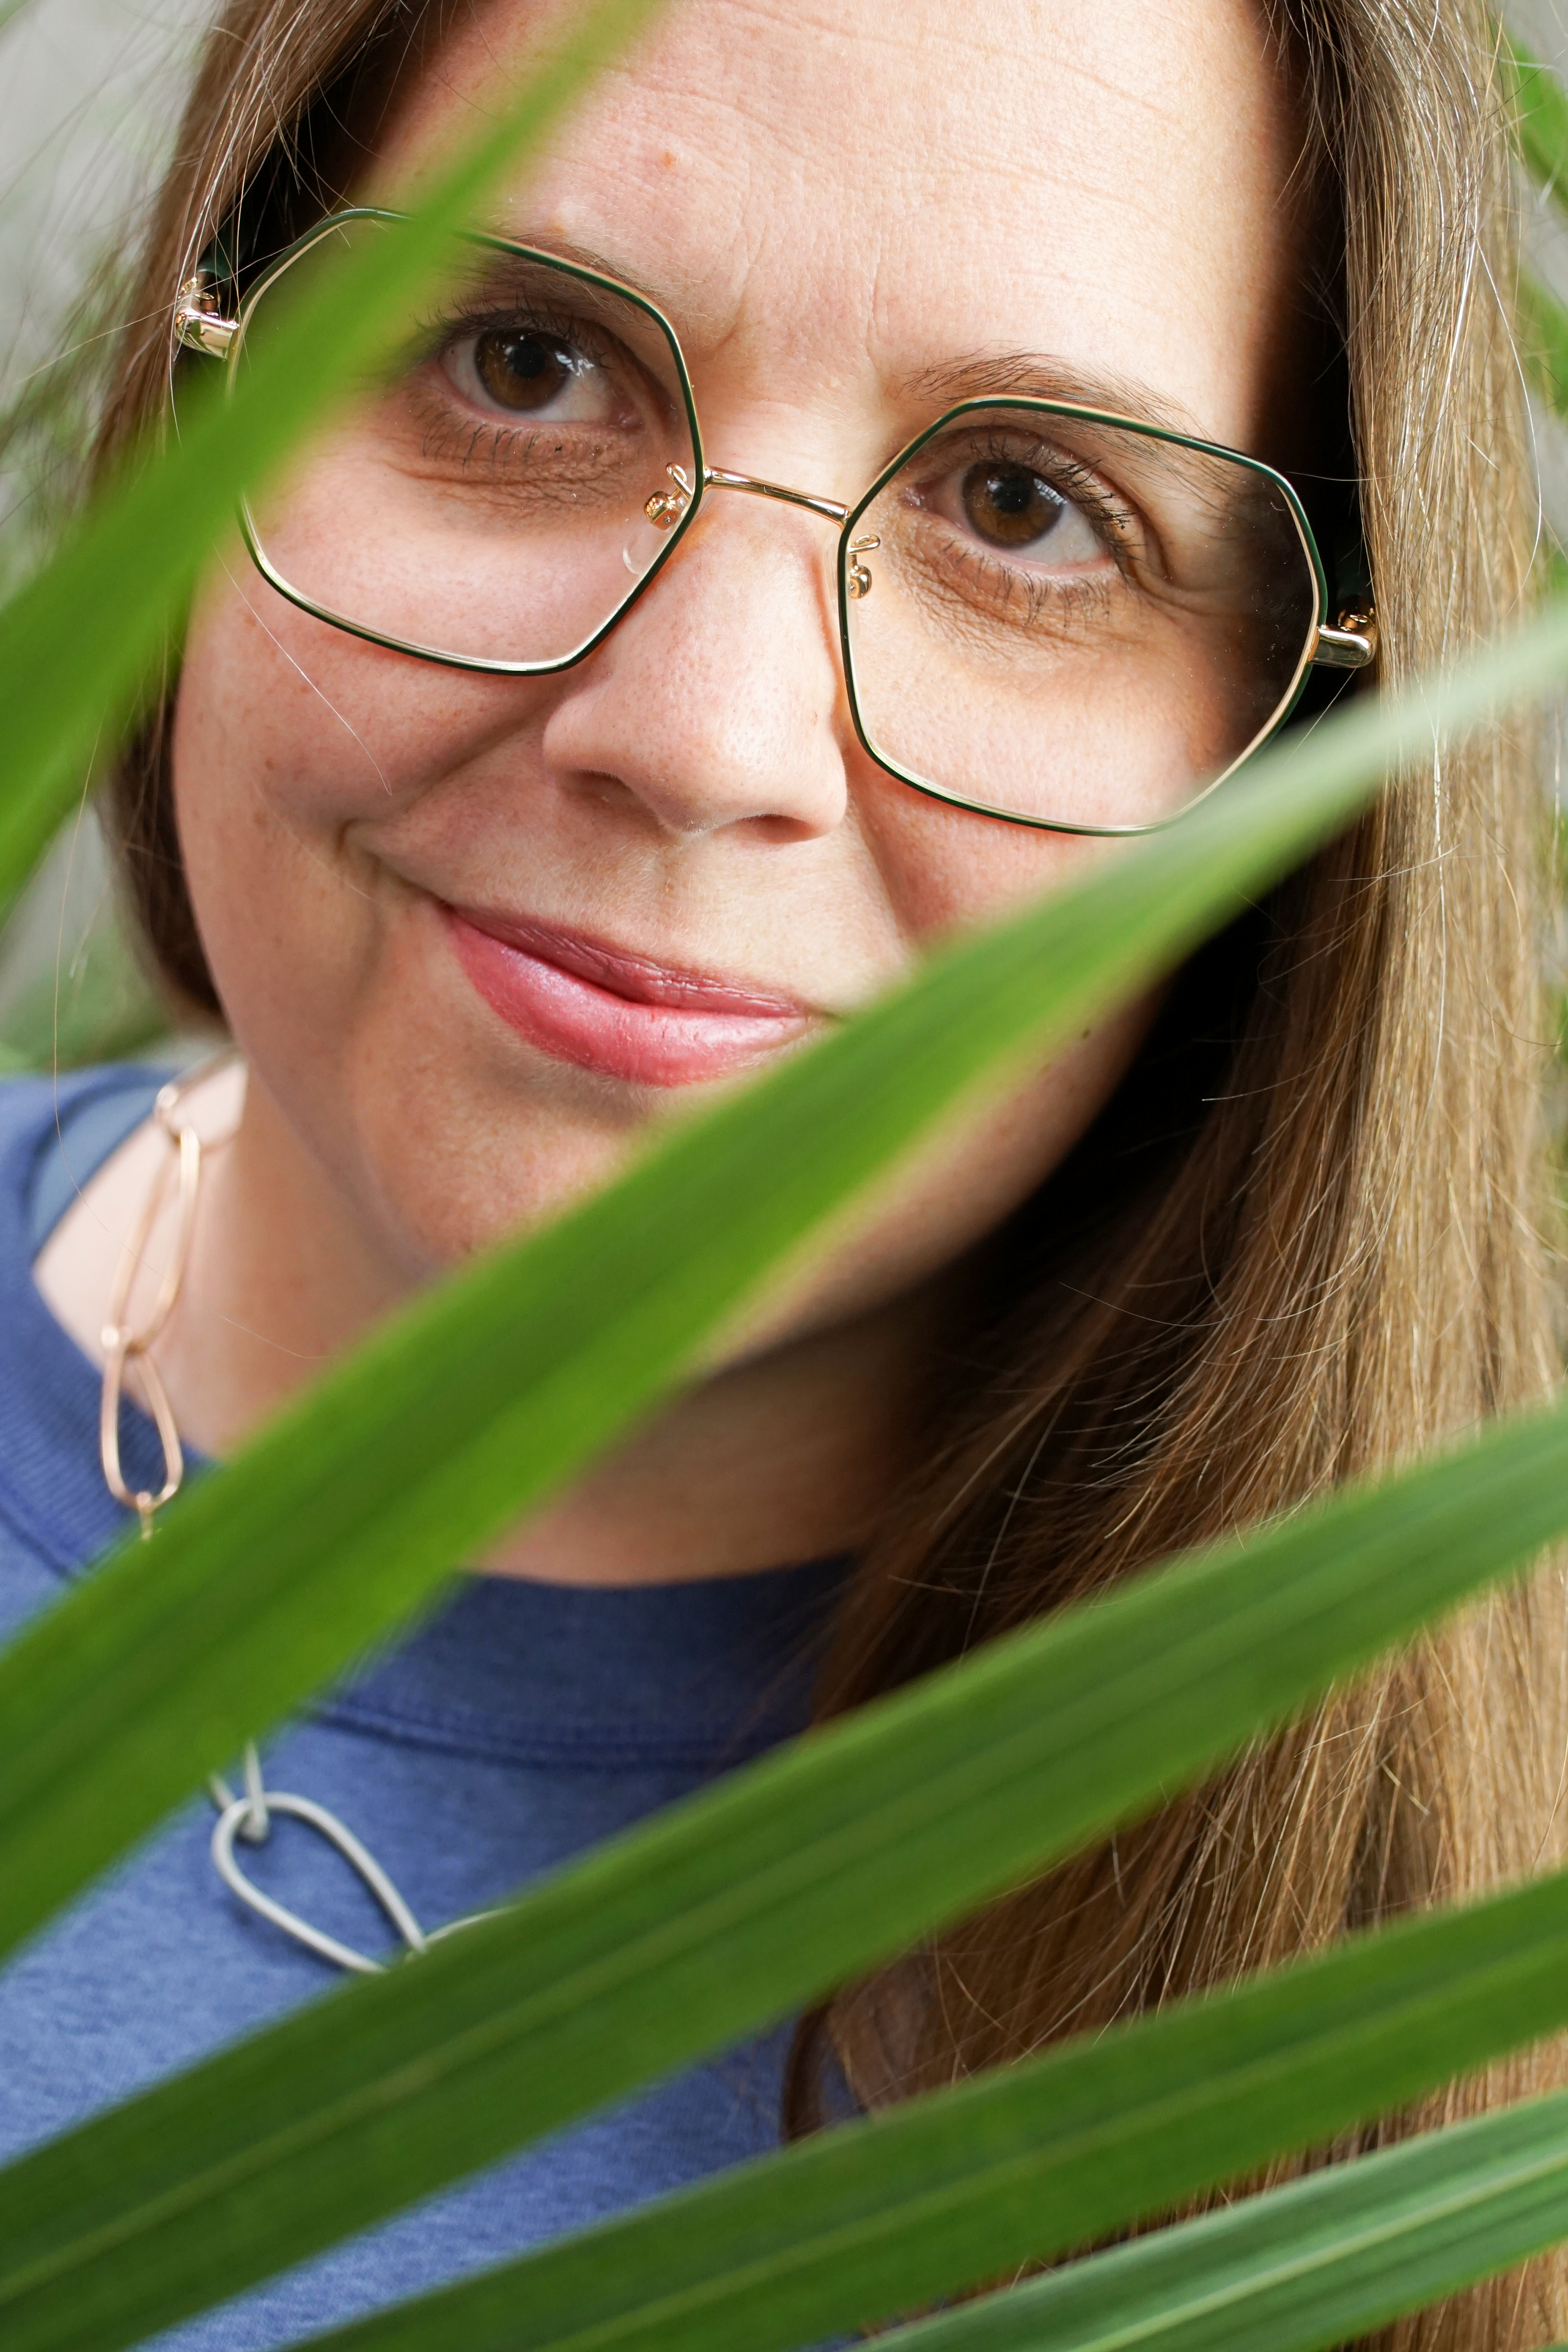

{"left": 175, "top": 206, "right": 1378, "bottom": 839}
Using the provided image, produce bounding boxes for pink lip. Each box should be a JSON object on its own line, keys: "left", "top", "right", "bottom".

{"left": 444, "top": 905, "right": 817, "bottom": 1086}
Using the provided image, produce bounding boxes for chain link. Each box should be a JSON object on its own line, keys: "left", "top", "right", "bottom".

{"left": 96, "top": 1058, "right": 482, "bottom": 1973}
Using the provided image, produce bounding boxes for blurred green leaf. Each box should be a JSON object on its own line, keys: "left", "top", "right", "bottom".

{"left": 4, "top": 602, "right": 1568, "bottom": 1968}
{"left": 0, "top": 904, "right": 171, "bottom": 1070}
{"left": 12, "top": 1383, "right": 1568, "bottom": 2351}
{"left": 1519, "top": 268, "right": 1568, "bottom": 413}
{"left": 1507, "top": 33, "right": 1568, "bottom": 204}
{"left": 0, "top": 0, "right": 666, "bottom": 913}
{"left": 1, "top": 594, "right": 1568, "bottom": 2352}
{"left": 227, "top": 1880, "right": 1568, "bottom": 2352}
{"left": 876, "top": 2090, "right": 1568, "bottom": 2352}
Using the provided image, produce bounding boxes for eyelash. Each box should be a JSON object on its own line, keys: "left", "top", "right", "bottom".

{"left": 418, "top": 295, "right": 611, "bottom": 367}
{"left": 961, "top": 429, "right": 1136, "bottom": 554}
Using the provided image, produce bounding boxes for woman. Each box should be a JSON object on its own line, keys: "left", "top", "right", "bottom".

{"left": 0, "top": 0, "right": 1557, "bottom": 2344}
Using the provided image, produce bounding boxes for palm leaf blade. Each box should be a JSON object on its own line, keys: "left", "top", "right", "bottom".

{"left": 878, "top": 2092, "right": 1568, "bottom": 2352}
{"left": 5, "top": 609, "right": 1566, "bottom": 1968}
{"left": 9, "top": 1388, "right": 1568, "bottom": 2349}
{"left": 305, "top": 2070, "right": 1568, "bottom": 2352}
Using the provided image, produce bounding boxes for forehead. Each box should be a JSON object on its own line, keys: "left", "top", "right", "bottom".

{"left": 376, "top": 0, "right": 1302, "bottom": 452}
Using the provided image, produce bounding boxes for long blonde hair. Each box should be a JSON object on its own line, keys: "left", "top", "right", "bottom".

{"left": 89, "top": 1, "right": 1565, "bottom": 2343}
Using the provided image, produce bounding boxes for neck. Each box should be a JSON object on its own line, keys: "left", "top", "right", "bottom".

{"left": 39, "top": 1061, "right": 940, "bottom": 1585}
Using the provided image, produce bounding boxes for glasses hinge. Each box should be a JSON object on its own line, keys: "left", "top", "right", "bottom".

{"left": 174, "top": 276, "right": 240, "bottom": 358}
{"left": 1311, "top": 606, "right": 1378, "bottom": 670}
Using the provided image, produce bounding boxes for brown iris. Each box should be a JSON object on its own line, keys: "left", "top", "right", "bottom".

{"left": 961, "top": 460, "right": 1062, "bottom": 549}
{"left": 473, "top": 329, "right": 573, "bottom": 412}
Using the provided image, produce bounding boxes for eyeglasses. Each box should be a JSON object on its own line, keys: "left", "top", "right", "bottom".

{"left": 175, "top": 208, "right": 1375, "bottom": 836}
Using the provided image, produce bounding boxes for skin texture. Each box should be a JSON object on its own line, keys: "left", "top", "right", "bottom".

{"left": 38, "top": 0, "right": 1303, "bottom": 1581}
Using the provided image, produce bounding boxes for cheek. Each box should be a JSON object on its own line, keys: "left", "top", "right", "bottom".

{"left": 171, "top": 566, "right": 563, "bottom": 1041}
{"left": 175, "top": 564, "right": 552, "bottom": 832}
{"left": 171, "top": 581, "right": 390, "bottom": 1066}
{"left": 853, "top": 760, "right": 1120, "bottom": 940}
{"left": 170, "top": 602, "right": 375, "bottom": 1147}
{"left": 170, "top": 573, "right": 581, "bottom": 1263}
{"left": 169, "top": 561, "right": 1158, "bottom": 1302}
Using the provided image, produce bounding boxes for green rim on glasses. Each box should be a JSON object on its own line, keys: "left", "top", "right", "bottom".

{"left": 174, "top": 207, "right": 1376, "bottom": 837}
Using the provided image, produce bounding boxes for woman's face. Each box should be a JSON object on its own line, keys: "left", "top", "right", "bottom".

{"left": 173, "top": 0, "right": 1303, "bottom": 1320}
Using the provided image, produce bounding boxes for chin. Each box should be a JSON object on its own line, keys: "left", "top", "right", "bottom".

{"left": 335, "top": 1029, "right": 664, "bottom": 1277}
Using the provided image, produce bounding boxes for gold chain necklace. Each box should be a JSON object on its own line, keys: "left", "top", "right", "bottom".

{"left": 96, "top": 1060, "right": 478, "bottom": 1973}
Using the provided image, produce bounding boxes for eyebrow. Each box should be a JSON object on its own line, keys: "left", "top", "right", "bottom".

{"left": 904, "top": 354, "right": 1209, "bottom": 443}
{"left": 469, "top": 235, "right": 1216, "bottom": 447}
{"left": 475, "top": 232, "right": 654, "bottom": 289}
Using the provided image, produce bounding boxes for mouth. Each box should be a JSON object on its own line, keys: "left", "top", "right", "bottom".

{"left": 443, "top": 905, "right": 820, "bottom": 1087}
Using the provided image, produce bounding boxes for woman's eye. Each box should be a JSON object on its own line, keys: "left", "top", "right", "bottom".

{"left": 439, "top": 327, "right": 618, "bottom": 423}
{"left": 944, "top": 458, "right": 1109, "bottom": 570}
{"left": 476, "top": 329, "right": 572, "bottom": 411}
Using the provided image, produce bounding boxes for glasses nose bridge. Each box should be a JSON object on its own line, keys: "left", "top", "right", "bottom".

{"left": 642, "top": 464, "right": 880, "bottom": 599}
{"left": 643, "top": 461, "right": 851, "bottom": 535}
{"left": 704, "top": 467, "right": 848, "bottom": 527}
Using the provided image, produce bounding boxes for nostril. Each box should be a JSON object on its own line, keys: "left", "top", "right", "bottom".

{"left": 537, "top": 515, "right": 849, "bottom": 842}
{"left": 750, "top": 809, "right": 830, "bottom": 847}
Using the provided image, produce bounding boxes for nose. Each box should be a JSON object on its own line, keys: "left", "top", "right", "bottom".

{"left": 537, "top": 493, "right": 851, "bottom": 844}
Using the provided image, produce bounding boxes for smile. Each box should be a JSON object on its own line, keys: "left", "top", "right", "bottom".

{"left": 443, "top": 905, "right": 819, "bottom": 1087}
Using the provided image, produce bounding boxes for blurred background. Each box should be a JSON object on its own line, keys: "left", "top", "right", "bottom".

{"left": 2, "top": 0, "right": 1567, "bottom": 1076}
{"left": 0, "top": 0, "right": 213, "bottom": 1071}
